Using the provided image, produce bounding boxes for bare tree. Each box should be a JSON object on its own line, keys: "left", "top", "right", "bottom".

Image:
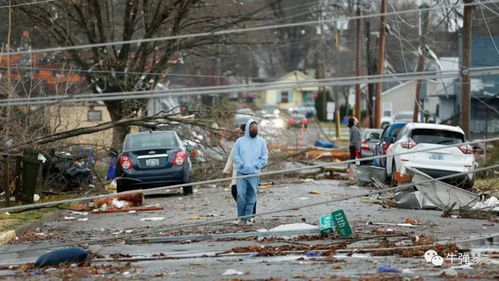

{"left": 12, "top": 0, "right": 263, "bottom": 149}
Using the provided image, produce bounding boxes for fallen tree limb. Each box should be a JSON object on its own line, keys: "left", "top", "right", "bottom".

{"left": 10, "top": 112, "right": 227, "bottom": 149}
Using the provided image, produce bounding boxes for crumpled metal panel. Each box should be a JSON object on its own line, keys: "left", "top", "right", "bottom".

{"left": 395, "top": 168, "right": 479, "bottom": 210}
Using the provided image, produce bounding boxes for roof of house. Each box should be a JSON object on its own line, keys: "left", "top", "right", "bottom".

{"left": 277, "top": 71, "right": 315, "bottom": 82}
{"left": 382, "top": 79, "right": 438, "bottom": 97}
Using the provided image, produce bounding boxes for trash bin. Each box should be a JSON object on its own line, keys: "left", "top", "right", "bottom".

{"left": 20, "top": 150, "right": 42, "bottom": 204}
{"left": 106, "top": 151, "right": 118, "bottom": 180}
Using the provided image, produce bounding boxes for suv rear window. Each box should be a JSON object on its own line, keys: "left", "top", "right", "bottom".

{"left": 124, "top": 132, "right": 177, "bottom": 151}
{"left": 410, "top": 129, "right": 464, "bottom": 145}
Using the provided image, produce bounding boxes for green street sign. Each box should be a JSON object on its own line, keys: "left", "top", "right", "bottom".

{"left": 331, "top": 209, "right": 353, "bottom": 238}
{"left": 319, "top": 215, "right": 334, "bottom": 235}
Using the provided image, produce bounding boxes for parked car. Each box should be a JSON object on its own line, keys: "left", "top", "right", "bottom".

{"left": 373, "top": 122, "right": 407, "bottom": 167}
{"left": 233, "top": 108, "right": 255, "bottom": 128}
{"left": 287, "top": 113, "right": 308, "bottom": 129}
{"left": 385, "top": 123, "right": 475, "bottom": 188}
{"left": 360, "top": 128, "right": 383, "bottom": 162}
{"left": 257, "top": 114, "right": 286, "bottom": 135}
{"left": 260, "top": 104, "right": 281, "bottom": 117}
{"left": 393, "top": 111, "right": 422, "bottom": 123}
{"left": 288, "top": 103, "right": 316, "bottom": 118}
{"left": 115, "top": 131, "right": 193, "bottom": 194}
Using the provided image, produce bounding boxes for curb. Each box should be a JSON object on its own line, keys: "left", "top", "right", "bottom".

{"left": 0, "top": 209, "right": 62, "bottom": 247}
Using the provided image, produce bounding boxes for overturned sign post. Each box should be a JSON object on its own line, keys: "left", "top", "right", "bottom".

{"left": 320, "top": 209, "right": 353, "bottom": 238}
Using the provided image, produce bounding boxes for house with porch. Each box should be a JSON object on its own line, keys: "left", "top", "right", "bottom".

{"left": 255, "top": 71, "right": 319, "bottom": 110}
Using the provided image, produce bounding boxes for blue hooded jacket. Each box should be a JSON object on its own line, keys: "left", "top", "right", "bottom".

{"left": 233, "top": 118, "right": 268, "bottom": 175}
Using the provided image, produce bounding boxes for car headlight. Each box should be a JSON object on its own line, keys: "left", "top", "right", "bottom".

{"left": 274, "top": 109, "right": 280, "bottom": 115}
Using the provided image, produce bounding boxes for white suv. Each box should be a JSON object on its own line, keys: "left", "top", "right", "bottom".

{"left": 385, "top": 123, "right": 475, "bottom": 189}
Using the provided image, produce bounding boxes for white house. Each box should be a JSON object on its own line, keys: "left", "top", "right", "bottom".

{"left": 381, "top": 79, "right": 439, "bottom": 120}
{"left": 256, "top": 71, "right": 319, "bottom": 109}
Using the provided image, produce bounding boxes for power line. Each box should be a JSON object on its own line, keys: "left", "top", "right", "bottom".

{"left": 479, "top": 0, "right": 499, "bottom": 16}
{"left": 1, "top": 66, "right": 499, "bottom": 106}
{"left": 0, "top": 0, "right": 58, "bottom": 8}
{"left": 0, "top": 38, "right": 321, "bottom": 81}
{"left": 4, "top": 0, "right": 499, "bottom": 56}
{"left": 479, "top": 2, "right": 499, "bottom": 56}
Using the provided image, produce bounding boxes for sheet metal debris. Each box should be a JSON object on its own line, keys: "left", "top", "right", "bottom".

{"left": 354, "top": 166, "right": 386, "bottom": 185}
{"left": 395, "top": 168, "right": 479, "bottom": 210}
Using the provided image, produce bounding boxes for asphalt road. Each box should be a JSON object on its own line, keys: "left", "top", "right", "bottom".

{"left": 1, "top": 180, "right": 498, "bottom": 280}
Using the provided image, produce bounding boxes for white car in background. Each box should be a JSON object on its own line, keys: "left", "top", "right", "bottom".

{"left": 385, "top": 123, "right": 475, "bottom": 189}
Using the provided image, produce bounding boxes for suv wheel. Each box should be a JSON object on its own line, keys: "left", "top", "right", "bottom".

{"left": 460, "top": 176, "right": 475, "bottom": 190}
{"left": 390, "top": 161, "right": 398, "bottom": 186}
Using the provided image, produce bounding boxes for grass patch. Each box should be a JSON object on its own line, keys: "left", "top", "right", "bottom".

{"left": 0, "top": 207, "right": 59, "bottom": 232}
{"left": 0, "top": 193, "right": 87, "bottom": 232}
{"left": 474, "top": 178, "right": 499, "bottom": 195}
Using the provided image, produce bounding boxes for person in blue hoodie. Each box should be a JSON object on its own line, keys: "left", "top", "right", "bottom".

{"left": 232, "top": 118, "right": 268, "bottom": 225}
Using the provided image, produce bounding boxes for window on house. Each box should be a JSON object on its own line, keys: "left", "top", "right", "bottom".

{"left": 87, "top": 110, "right": 102, "bottom": 121}
{"left": 281, "top": 91, "right": 289, "bottom": 103}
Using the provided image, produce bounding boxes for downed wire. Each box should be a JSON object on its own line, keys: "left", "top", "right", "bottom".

{"left": 1, "top": 137, "right": 498, "bottom": 213}
{"left": 1, "top": 163, "right": 498, "bottom": 255}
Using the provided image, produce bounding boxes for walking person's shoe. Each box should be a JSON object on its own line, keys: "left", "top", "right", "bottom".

{"left": 245, "top": 220, "right": 254, "bottom": 226}
{"left": 231, "top": 219, "right": 242, "bottom": 225}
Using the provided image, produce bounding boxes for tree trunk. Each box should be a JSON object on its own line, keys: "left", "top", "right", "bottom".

{"left": 105, "top": 100, "right": 129, "bottom": 150}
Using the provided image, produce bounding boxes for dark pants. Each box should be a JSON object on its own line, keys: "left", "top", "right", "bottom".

{"left": 349, "top": 146, "right": 361, "bottom": 166}
{"left": 231, "top": 185, "right": 256, "bottom": 215}
{"left": 349, "top": 146, "right": 360, "bottom": 160}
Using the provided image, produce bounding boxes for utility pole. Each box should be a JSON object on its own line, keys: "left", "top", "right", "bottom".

{"left": 354, "top": 0, "right": 361, "bottom": 122}
{"left": 374, "top": 0, "right": 387, "bottom": 128}
{"left": 413, "top": 4, "right": 431, "bottom": 122}
{"left": 316, "top": 2, "right": 327, "bottom": 122}
{"left": 461, "top": 0, "right": 473, "bottom": 138}
{"left": 365, "top": 20, "right": 374, "bottom": 128}
{"left": 4, "top": 0, "right": 13, "bottom": 207}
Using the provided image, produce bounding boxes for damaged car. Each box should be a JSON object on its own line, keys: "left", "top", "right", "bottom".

{"left": 385, "top": 123, "right": 476, "bottom": 189}
{"left": 116, "top": 131, "right": 193, "bottom": 194}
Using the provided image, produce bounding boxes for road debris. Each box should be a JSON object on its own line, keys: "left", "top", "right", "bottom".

{"left": 140, "top": 217, "right": 165, "bottom": 222}
{"left": 90, "top": 206, "right": 164, "bottom": 214}
{"left": 395, "top": 168, "right": 479, "bottom": 210}
{"left": 472, "top": 196, "right": 499, "bottom": 212}
{"left": 186, "top": 216, "right": 200, "bottom": 220}
{"left": 404, "top": 218, "right": 422, "bottom": 225}
{"left": 222, "top": 269, "right": 245, "bottom": 276}
{"left": 93, "top": 192, "right": 144, "bottom": 210}
{"left": 377, "top": 265, "right": 401, "bottom": 273}
{"left": 35, "top": 247, "right": 90, "bottom": 267}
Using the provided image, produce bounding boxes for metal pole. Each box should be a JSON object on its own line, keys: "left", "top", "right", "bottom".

{"left": 365, "top": 20, "right": 374, "bottom": 128}
{"left": 4, "top": 0, "right": 13, "bottom": 207}
{"left": 461, "top": 0, "right": 473, "bottom": 139}
{"left": 355, "top": 1, "right": 362, "bottom": 121}
{"left": 413, "top": 5, "right": 430, "bottom": 122}
{"left": 374, "top": 0, "right": 387, "bottom": 128}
